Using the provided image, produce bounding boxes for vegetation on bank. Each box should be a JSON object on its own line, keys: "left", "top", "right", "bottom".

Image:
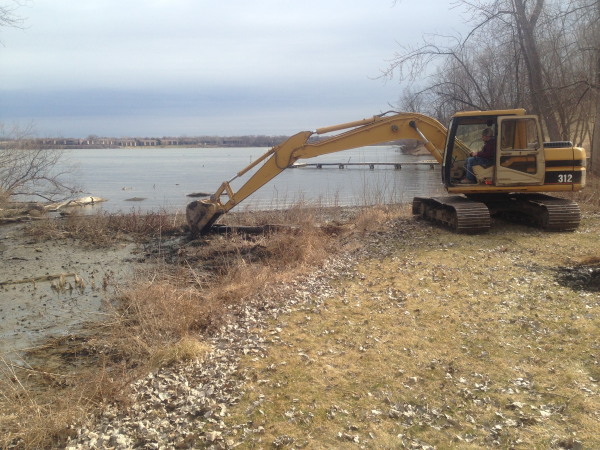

{"left": 0, "top": 204, "right": 345, "bottom": 449}
{"left": 229, "top": 208, "right": 600, "bottom": 449}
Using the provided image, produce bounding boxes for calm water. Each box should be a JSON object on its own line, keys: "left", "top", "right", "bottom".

{"left": 69, "top": 146, "right": 445, "bottom": 213}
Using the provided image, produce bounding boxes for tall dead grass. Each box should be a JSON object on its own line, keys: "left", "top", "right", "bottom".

{"left": 0, "top": 351, "right": 132, "bottom": 449}
{"left": 354, "top": 203, "right": 412, "bottom": 234}
{"left": 1, "top": 201, "right": 347, "bottom": 448}
{"left": 111, "top": 200, "right": 343, "bottom": 366}
{"left": 27, "top": 208, "right": 187, "bottom": 245}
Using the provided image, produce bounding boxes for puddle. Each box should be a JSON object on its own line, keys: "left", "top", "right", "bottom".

{"left": 0, "top": 223, "right": 137, "bottom": 361}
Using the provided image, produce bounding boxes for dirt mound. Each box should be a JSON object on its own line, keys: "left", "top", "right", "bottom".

{"left": 555, "top": 264, "right": 600, "bottom": 291}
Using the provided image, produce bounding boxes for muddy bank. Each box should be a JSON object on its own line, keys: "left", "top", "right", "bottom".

{"left": 0, "top": 222, "right": 137, "bottom": 360}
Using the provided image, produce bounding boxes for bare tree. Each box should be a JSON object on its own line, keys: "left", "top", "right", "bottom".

{"left": 385, "top": 0, "right": 599, "bottom": 153}
{"left": 0, "top": 0, "right": 27, "bottom": 32}
{"left": 0, "top": 123, "right": 78, "bottom": 206}
{"left": 589, "top": 0, "right": 600, "bottom": 175}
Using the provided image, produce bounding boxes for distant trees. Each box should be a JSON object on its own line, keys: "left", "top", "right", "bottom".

{"left": 161, "top": 135, "right": 293, "bottom": 147}
{"left": 384, "top": 0, "right": 600, "bottom": 174}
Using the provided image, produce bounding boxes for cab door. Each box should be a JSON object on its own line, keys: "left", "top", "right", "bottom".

{"left": 495, "top": 116, "right": 545, "bottom": 186}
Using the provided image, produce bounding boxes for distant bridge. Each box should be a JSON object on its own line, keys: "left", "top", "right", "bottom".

{"left": 290, "top": 160, "right": 439, "bottom": 170}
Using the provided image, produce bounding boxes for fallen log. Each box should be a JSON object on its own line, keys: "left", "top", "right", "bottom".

{"left": 0, "top": 216, "right": 45, "bottom": 225}
{"left": 0, "top": 272, "right": 76, "bottom": 287}
{"left": 45, "top": 196, "right": 107, "bottom": 211}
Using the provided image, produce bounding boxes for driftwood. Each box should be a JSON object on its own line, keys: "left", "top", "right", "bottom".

{"left": 0, "top": 272, "right": 76, "bottom": 287}
{"left": 0, "top": 216, "right": 45, "bottom": 225}
{"left": 45, "top": 196, "right": 107, "bottom": 211}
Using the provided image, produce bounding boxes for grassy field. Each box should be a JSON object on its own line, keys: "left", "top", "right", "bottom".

{"left": 225, "top": 207, "right": 600, "bottom": 449}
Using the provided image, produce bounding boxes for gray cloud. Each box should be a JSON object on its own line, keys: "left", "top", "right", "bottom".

{"left": 0, "top": 0, "right": 465, "bottom": 136}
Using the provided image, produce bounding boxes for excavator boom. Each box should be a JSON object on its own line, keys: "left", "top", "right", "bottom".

{"left": 186, "top": 112, "right": 450, "bottom": 235}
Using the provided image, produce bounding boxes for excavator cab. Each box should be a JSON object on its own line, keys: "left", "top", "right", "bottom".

{"left": 442, "top": 109, "right": 545, "bottom": 188}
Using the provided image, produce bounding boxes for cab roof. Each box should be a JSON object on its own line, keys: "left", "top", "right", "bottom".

{"left": 452, "top": 109, "right": 526, "bottom": 118}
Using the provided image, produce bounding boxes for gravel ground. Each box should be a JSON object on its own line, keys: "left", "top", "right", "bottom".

{"left": 6, "top": 208, "right": 599, "bottom": 449}
{"left": 65, "top": 254, "right": 357, "bottom": 450}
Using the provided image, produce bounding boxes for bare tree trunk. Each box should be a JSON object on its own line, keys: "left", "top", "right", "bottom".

{"left": 592, "top": 1, "right": 600, "bottom": 176}
{"left": 513, "top": 0, "right": 562, "bottom": 141}
{"left": 592, "top": 51, "right": 600, "bottom": 176}
{"left": 593, "top": 103, "right": 600, "bottom": 176}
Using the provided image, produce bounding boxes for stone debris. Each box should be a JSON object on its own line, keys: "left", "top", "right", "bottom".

{"left": 337, "top": 432, "right": 359, "bottom": 443}
{"left": 272, "top": 434, "right": 295, "bottom": 448}
{"left": 66, "top": 255, "right": 356, "bottom": 449}
{"left": 60, "top": 212, "right": 600, "bottom": 449}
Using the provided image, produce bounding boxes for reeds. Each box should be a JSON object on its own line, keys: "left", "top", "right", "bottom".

{"left": 27, "top": 207, "right": 187, "bottom": 245}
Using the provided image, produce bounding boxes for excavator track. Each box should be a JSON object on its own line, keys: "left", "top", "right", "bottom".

{"left": 413, "top": 196, "right": 491, "bottom": 233}
{"left": 489, "top": 193, "right": 581, "bottom": 231}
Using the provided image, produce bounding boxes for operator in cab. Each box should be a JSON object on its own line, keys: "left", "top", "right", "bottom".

{"left": 462, "top": 128, "right": 495, "bottom": 184}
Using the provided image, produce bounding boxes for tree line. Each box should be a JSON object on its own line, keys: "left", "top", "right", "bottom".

{"left": 384, "top": 0, "right": 600, "bottom": 174}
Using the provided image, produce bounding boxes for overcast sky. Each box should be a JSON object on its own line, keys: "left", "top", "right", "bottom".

{"left": 0, "top": 0, "right": 465, "bottom": 137}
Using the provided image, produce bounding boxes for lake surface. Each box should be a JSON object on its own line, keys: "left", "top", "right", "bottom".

{"left": 69, "top": 146, "right": 445, "bottom": 213}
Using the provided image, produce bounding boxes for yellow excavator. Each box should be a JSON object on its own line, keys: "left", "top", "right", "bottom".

{"left": 187, "top": 109, "right": 586, "bottom": 235}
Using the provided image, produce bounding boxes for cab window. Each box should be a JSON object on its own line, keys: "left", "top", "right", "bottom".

{"left": 500, "top": 118, "right": 540, "bottom": 174}
{"left": 501, "top": 119, "right": 539, "bottom": 151}
{"left": 455, "top": 122, "right": 495, "bottom": 154}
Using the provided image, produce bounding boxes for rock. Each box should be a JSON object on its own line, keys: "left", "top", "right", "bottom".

{"left": 338, "top": 432, "right": 359, "bottom": 443}
{"left": 558, "top": 437, "right": 583, "bottom": 450}
{"left": 205, "top": 431, "right": 222, "bottom": 442}
{"left": 273, "top": 434, "right": 295, "bottom": 448}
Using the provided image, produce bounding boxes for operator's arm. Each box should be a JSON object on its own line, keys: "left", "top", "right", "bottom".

{"left": 473, "top": 139, "right": 495, "bottom": 159}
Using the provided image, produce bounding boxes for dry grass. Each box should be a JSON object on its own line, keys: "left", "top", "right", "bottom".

{"left": 26, "top": 208, "right": 187, "bottom": 246}
{"left": 354, "top": 203, "right": 412, "bottom": 234}
{"left": 0, "top": 348, "right": 133, "bottom": 449}
{"left": 226, "top": 210, "right": 600, "bottom": 449}
{"left": 149, "top": 336, "right": 210, "bottom": 369}
{"left": 0, "top": 201, "right": 345, "bottom": 449}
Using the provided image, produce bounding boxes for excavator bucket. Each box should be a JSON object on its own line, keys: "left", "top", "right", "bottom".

{"left": 186, "top": 200, "right": 222, "bottom": 236}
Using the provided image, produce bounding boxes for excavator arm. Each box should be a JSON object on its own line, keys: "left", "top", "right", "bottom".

{"left": 186, "top": 112, "right": 454, "bottom": 235}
